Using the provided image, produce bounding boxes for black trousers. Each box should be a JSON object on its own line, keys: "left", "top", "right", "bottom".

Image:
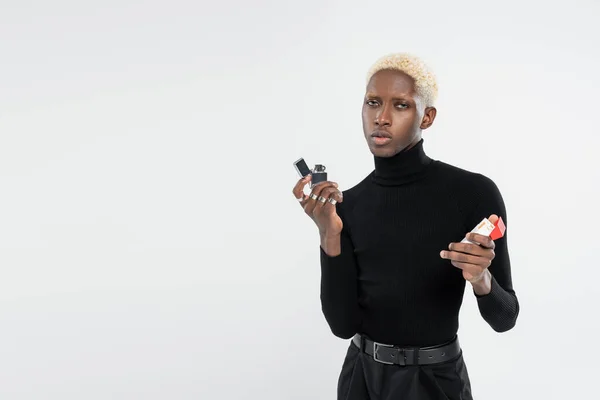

{"left": 337, "top": 340, "right": 473, "bottom": 400}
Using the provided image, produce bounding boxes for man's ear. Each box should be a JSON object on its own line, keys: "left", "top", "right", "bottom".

{"left": 420, "top": 107, "right": 437, "bottom": 129}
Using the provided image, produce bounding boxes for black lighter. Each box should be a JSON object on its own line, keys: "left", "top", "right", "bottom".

{"left": 310, "top": 164, "right": 327, "bottom": 187}
{"left": 293, "top": 158, "right": 328, "bottom": 188}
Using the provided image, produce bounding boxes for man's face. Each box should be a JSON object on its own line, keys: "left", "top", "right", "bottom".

{"left": 361, "top": 69, "right": 428, "bottom": 157}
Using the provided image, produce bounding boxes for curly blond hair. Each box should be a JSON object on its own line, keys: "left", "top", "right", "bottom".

{"left": 366, "top": 53, "right": 438, "bottom": 107}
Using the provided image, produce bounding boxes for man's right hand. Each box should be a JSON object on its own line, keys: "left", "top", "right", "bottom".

{"left": 292, "top": 175, "right": 344, "bottom": 236}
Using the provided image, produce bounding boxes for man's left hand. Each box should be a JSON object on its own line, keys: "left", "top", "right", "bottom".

{"left": 440, "top": 214, "right": 498, "bottom": 283}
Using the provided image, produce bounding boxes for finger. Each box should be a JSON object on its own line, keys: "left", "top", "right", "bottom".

{"left": 303, "top": 182, "right": 339, "bottom": 216}
{"left": 450, "top": 261, "right": 482, "bottom": 276}
{"left": 313, "top": 187, "right": 343, "bottom": 217}
{"left": 440, "top": 250, "right": 491, "bottom": 267}
{"left": 315, "top": 187, "right": 343, "bottom": 209}
{"left": 309, "top": 180, "right": 338, "bottom": 193}
{"left": 465, "top": 233, "right": 495, "bottom": 249}
{"left": 453, "top": 263, "right": 485, "bottom": 282}
{"left": 330, "top": 189, "right": 343, "bottom": 203}
{"left": 448, "top": 242, "right": 493, "bottom": 257}
{"left": 292, "top": 174, "right": 312, "bottom": 203}
{"left": 488, "top": 214, "right": 499, "bottom": 225}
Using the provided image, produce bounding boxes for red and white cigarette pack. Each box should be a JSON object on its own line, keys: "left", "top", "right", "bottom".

{"left": 461, "top": 217, "right": 506, "bottom": 244}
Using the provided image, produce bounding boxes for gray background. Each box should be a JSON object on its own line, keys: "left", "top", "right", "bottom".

{"left": 1, "top": 0, "right": 598, "bottom": 399}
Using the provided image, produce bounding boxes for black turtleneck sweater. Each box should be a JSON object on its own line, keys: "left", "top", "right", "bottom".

{"left": 319, "top": 138, "right": 519, "bottom": 346}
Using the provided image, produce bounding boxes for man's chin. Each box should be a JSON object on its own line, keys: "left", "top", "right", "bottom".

{"left": 368, "top": 144, "right": 397, "bottom": 158}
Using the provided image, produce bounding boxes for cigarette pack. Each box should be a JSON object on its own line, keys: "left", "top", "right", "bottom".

{"left": 461, "top": 217, "right": 506, "bottom": 244}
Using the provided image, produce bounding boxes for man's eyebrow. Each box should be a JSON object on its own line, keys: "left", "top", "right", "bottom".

{"left": 392, "top": 96, "right": 415, "bottom": 102}
{"left": 365, "top": 93, "right": 415, "bottom": 102}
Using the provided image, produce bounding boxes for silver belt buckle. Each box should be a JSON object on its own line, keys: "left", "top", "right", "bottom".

{"left": 373, "top": 342, "right": 395, "bottom": 365}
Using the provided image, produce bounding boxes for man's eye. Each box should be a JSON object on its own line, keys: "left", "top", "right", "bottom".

{"left": 396, "top": 104, "right": 409, "bottom": 109}
{"left": 366, "top": 100, "right": 379, "bottom": 107}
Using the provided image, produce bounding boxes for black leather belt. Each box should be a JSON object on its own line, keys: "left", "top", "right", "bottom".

{"left": 352, "top": 334, "right": 461, "bottom": 366}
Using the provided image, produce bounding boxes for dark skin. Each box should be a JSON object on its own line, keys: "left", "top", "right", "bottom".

{"left": 362, "top": 69, "right": 436, "bottom": 157}
{"left": 441, "top": 215, "right": 498, "bottom": 295}
{"left": 292, "top": 69, "right": 495, "bottom": 294}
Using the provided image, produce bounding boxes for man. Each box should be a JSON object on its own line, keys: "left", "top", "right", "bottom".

{"left": 292, "top": 53, "right": 519, "bottom": 400}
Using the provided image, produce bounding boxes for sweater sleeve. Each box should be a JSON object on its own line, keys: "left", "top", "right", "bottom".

{"left": 469, "top": 175, "right": 520, "bottom": 332}
{"left": 319, "top": 201, "right": 361, "bottom": 339}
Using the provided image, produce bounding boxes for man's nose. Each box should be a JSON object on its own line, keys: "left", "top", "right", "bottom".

{"left": 375, "top": 105, "right": 392, "bottom": 127}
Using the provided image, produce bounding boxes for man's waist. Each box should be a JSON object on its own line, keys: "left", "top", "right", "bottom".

{"left": 352, "top": 333, "right": 461, "bottom": 366}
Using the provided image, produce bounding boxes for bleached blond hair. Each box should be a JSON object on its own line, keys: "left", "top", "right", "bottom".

{"left": 366, "top": 53, "right": 438, "bottom": 108}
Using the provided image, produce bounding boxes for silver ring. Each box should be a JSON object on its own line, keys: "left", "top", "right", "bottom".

{"left": 328, "top": 198, "right": 337, "bottom": 205}
{"left": 318, "top": 196, "right": 326, "bottom": 203}
{"left": 309, "top": 193, "right": 318, "bottom": 200}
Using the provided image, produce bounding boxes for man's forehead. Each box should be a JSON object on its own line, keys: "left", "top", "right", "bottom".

{"left": 366, "top": 69, "right": 417, "bottom": 96}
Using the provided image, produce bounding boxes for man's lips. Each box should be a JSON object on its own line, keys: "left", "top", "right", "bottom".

{"left": 371, "top": 131, "right": 392, "bottom": 138}
{"left": 370, "top": 131, "right": 393, "bottom": 146}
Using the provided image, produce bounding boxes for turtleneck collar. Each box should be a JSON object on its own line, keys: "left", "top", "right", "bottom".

{"left": 372, "top": 138, "right": 434, "bottom": 186}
